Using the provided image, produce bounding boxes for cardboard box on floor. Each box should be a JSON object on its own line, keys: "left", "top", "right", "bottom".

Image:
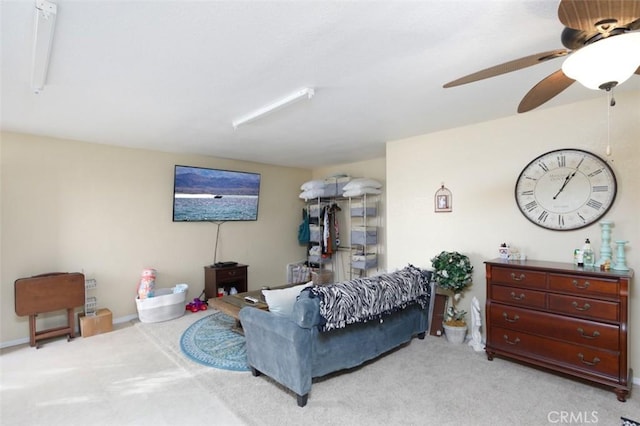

{"left": 78, "top": 308, "right": 113, "bottom": 337}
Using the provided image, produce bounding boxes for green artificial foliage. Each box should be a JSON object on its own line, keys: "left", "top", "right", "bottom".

{"left": 431, "top": 251, "right": 474, "bottom": 325}
{"left": 431, "top": 251, "right": 473, "bottom": 293}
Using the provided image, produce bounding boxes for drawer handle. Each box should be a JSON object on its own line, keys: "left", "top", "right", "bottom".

{"left": 510, "top": 273, "right": 525, "bottom": 281}
{"left": 577, "top": 328, "right": 600, "bottom": 340}
{"left": 502, "top": 312, "right": 520, "bottom": 323}
{"left": 503, "top": 335, "right": 520, "bottom": 345}
{"left": 510, "top": 292, "right": 526, "bottom": 301}
{"left": 228, "top": 271, "right": 236, "bottom": 276}
{"left": 572, "top": 279, "right": 590, "bottom": 290}
{"left": 578, "top": 353, "right": 600, "bottom": 366}
{"left": 571, "top": 301, "right": 591, "bottom": 311}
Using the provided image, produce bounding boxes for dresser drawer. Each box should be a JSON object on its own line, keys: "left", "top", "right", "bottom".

{"left": 491, "top": 267, "right": 546, "bottom": 289}
{"left": 490, "top": 303, "right": 619, "bottom": 350}
{"left": 548, "top": 274, "right": 619, "bottom": 298}
{"left": 489, "top": 326, "right": 620, "bottom": 378}
{"left": 491, "top": 285, "right": 546, "bottom": 309}
{"left": 548, "top": 294, "right": 619, "bottom": 322}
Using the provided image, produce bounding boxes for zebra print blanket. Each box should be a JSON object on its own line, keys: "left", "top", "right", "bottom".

{"left": 304, "top": 265, "right": 431, "bottom": 332}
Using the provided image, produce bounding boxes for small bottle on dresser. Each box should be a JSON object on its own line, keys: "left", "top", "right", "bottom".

{"left": 582, "top": 238, "right": 594, "bottom": 267}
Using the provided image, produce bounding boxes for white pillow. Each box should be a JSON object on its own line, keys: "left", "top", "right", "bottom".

{"left": 343, "top": 178, "right": 383, "bottom": 190}
{"left": 262, "top": 282, "right": 313, "bottom": 318}
{"left": 343, "top": 187, "right": 382, "bottom": 197}
{"left": 300, "top": 180, "right": 326, "bottom": 191}
{"left": 299, "top": 188, "right": 326, "bottom": 200}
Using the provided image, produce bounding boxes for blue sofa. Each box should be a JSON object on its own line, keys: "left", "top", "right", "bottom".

{"left": 239, "top": 266, "right": 434, "bottom": 406}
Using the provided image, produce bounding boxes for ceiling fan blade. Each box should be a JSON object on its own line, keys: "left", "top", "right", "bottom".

{"left": 518, "top": 70, "right": 576, "bottom": 113}
{"left": 636, "top": 65, "right": 640, "bottom": 75}
{"left": 558, "top": 0, "right": 640, "bottom": 32}
{"left": 443, "top": 50, "right": 569, "bottom": 88}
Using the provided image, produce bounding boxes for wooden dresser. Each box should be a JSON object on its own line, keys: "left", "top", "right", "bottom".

{"left": 485, "top": 259, "right": 633, "bottom": 401}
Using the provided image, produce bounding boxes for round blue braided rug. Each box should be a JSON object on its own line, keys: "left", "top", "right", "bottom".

{"left": 179, "top": 311, "right": 249, "bottom": 371}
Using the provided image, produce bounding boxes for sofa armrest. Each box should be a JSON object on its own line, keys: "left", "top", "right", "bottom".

{"left": 291, "top": 291, "right": 322, "bottom": 328}
{"left": 239, "top": 307, "right": 314, "bottom": 397}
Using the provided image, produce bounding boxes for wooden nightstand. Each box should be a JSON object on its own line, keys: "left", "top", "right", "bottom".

{"left": 204, "top": 264, "right": 248, "bottom": 299}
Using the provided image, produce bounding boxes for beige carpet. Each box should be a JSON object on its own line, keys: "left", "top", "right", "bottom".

{"left": 134, "top": 310, "right": 639, "bottom": 426}
{"left": 0, "top": 311, "right": 242, "bottom": 426}
{"left": 2, "top": 309, "right": 638, "bottom": 425}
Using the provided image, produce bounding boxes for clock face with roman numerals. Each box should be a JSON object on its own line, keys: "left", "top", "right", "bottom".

{"left": 515, "top": 149, "right": 617, "bottom": 231}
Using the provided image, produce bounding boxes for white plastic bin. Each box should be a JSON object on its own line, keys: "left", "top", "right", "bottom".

{"left": 136, "top": 286, "right": 188, "bottom": 323}
{"left": 287, "top": 262, "right": 311, "bottom": 284}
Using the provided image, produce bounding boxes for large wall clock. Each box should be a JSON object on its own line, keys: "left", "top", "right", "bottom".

{"left": 514, "top": 148, "right": 617, "bottom": 231}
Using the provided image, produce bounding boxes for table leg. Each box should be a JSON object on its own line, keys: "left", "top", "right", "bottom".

{"left": 29, "top": 315, "right": 37, "bottom": 347}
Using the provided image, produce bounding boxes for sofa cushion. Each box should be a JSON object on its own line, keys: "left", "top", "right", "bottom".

{"left": 262, "top": 282, "right": 313, "bottom": 318}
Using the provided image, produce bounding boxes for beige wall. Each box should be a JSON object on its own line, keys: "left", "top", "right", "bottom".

{"left": 386, "top": 90, "right": 640, "bottom": 382}
{"left": 3, "top": 90, "right": 638, "bottom": 386}
{"left": 1, "top": 132, "right": 310, "bottom": 345}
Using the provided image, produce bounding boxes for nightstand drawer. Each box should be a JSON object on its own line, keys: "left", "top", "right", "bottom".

{"left": 548, "top": 274, "right": 619, "bottom": 298}
{"left": 216, "top": 267, "right": 247, "bottom": 282}
{"left": 492, "top": 267, "right": 546, "bottom": 289}
{"left": 548, "top": 294, "right": 618, "bottom": 322}
{"left": 491, "top": 285, "right": 546, "bottom": 309}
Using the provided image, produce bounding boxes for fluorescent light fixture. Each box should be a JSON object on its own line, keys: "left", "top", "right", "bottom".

{"left": 232, "top": 87, "right": 315, "bottom": 129}
{"left": 31, "top": 0, "right": 57, "bottom": 93}
{"left": 562, "top": 32, "right": 640, "bottom": 91}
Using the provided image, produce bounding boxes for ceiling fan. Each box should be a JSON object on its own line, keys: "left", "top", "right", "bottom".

{"left": 443, "top": 0, "right": 640, "bottom": 113}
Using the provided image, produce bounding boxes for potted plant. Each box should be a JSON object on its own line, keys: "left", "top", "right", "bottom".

{"left": 431, "top": 251, "right": 474, "bottom": 343}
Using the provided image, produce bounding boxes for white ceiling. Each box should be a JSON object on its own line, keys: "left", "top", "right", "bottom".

{"left": 2, "top": 0, "right": 639, "bottom": 169}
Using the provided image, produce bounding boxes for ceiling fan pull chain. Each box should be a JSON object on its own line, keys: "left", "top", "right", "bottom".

{"left": 605, "top": 89, "right": 614, "bottom": 156}
{"left": 609, "top": 87, "right": 616, "bottom": 107}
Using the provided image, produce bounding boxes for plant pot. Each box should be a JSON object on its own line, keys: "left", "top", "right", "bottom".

{"left": 443, "top": 323, "right": 467, "bottom": 344}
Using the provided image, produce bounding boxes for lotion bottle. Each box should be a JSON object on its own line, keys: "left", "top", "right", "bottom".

{"left": 582, "top": 238, "right": 595, "bottom": 267}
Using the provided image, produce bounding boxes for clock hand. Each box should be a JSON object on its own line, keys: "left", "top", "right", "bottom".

{"left": 553, "top": 170, "right": 577, "bottom": 199}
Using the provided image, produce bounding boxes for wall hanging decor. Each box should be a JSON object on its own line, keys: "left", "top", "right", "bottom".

{"left": 434, "top": 184, "right": 452, "bottom": 213}
{"left": 514, "top": 149, "right": 616, "bottom": 231}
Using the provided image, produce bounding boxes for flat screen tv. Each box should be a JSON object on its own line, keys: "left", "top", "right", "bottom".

{"left": 173, "top": 165, "right": 261, "bottom": 222}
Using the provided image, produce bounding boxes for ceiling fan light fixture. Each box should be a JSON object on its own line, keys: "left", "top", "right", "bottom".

{"left": 561, "top": 32, "right": 640, "bottom": 91}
